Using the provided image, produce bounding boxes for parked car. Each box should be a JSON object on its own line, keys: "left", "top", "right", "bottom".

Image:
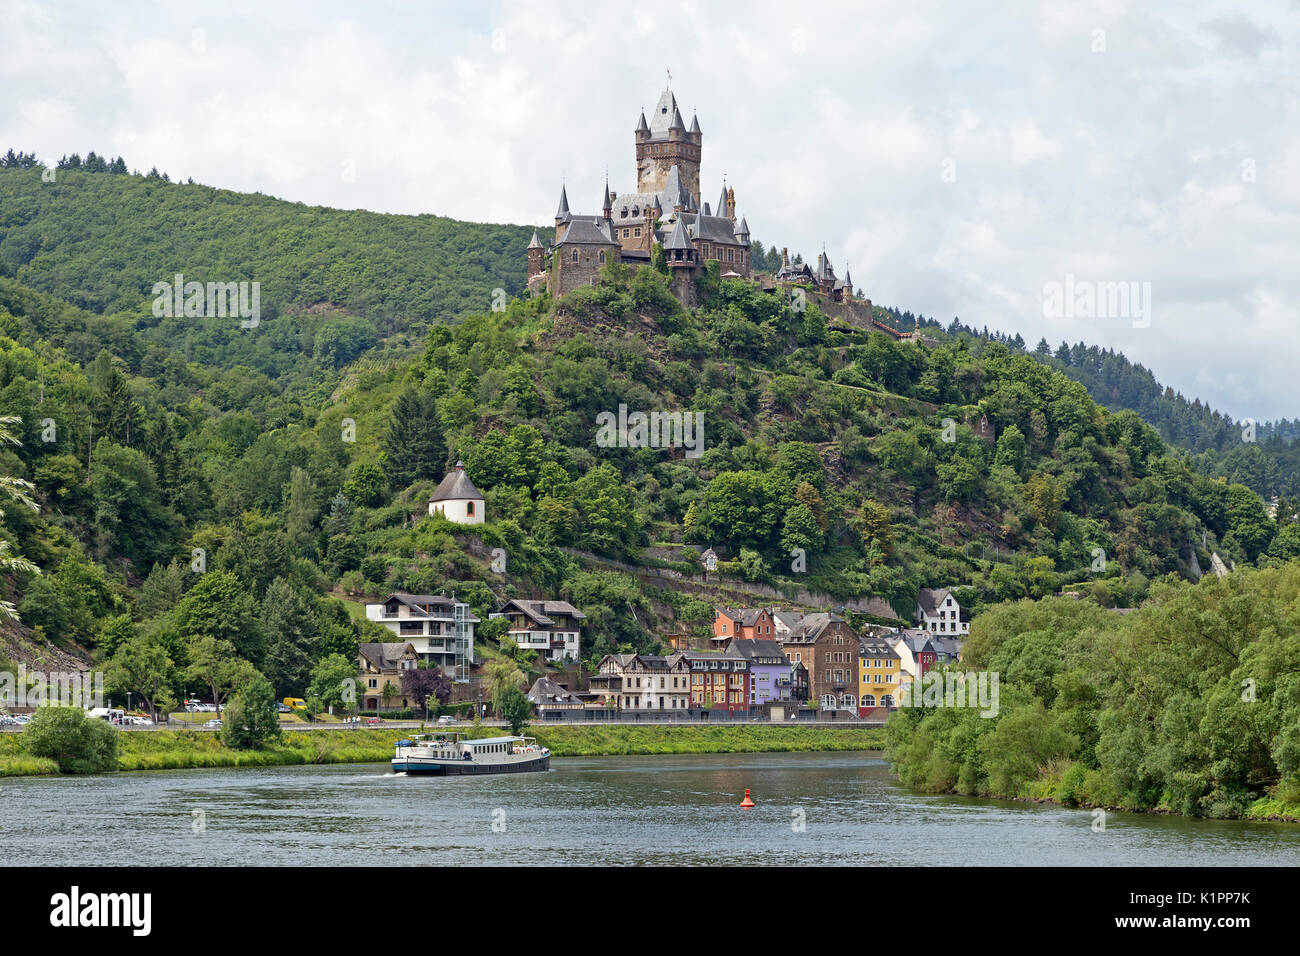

{"left": 436, "top": 715, "right": 456, "bottom": 725}
{"left": 203, "top": 719, "right": 222, "bottom": 729}
{"left": 278, "top": 703, "right": 292, "bottom": 713}
{"left": 365, "top": 717, "right": 383, "bottom": 726}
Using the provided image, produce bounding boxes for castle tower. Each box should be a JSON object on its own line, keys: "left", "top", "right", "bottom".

{"left": 527, "top": 229, "right": 544, "bottom": 277}
{"left": 726, "top": 187, "right": 736, "bottom": 222}
{"left": 636, "top": 87, "right": 702, "bottom": 202}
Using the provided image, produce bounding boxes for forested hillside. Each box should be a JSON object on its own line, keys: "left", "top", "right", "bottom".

{"left": 885, "top": 309, "right": 1300, "bottom": 499}
{"left": 0, "top": 160, "right": 1297, "bottom": 722}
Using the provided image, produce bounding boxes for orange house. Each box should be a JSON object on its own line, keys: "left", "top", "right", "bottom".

{"left": 712, "top": 608, "right": 776, "bottom": 643}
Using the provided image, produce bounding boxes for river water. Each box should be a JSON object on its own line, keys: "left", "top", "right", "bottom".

{"left": 3, "top": 752, "right": 1297, "bottom": 865}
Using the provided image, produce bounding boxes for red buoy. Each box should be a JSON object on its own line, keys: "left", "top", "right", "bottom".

{"left": 740, "top": 788, "right": 755, "bottom": 808}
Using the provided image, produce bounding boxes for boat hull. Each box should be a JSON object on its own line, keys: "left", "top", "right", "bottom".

{"left": 392, "top": 755, "right": 550, "bottom": 775}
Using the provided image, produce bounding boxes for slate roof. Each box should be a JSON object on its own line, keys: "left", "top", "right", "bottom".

{"left": 527, "top": 229, "right": 543, "bottom": 249}
{"left": 660, "top": 164, "right": 694, "bottom": 211}
{"left": 730, "top": 639, "right": 788, "bottom": 663}
{"left": 689, "top": 213, "right": 745, "bottom": 244}
{"left": 917, "top": 588, "right": 954, "bottom": 617}
{"left": 555, "top": 217, "right": 618, "bottom": 246}
{"left": 689, "top": 113, "right": 701, "bottom": 134}
{"left": 717, "top": 608, "right": 766, "bottom": 627}
{"left": 647, "top": 88, "right": 679, "bottom": 137}
{"left": 499, "top": 599, "right": 587, "bottom": 626}
{"left": 359, "top": 642, "right": 416, "bottom": 671}
{"left": 555, "top": 184, "right": 570, "bottom": 220}
{"left": 664, "top": 217, "right": 695, "bottom": 251}
{"left": 859, "top": 637, "right": 900, "bottom": 659}
{"left": 612, "top": 192, "right": 661, "bottom": 220}
{"left": 527, "top": 676, "right": 582, "bottom": 705}
{"left": 430, "top": 463, "right": 484, "bottom": 502}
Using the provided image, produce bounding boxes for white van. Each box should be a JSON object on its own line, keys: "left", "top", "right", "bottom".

{"left": 86, "top": 707, "right": 125, "bottom": 725}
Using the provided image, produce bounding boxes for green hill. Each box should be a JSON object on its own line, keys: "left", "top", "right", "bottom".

{"left": 0, "top": 162, "right": 1297, "bottom": 713}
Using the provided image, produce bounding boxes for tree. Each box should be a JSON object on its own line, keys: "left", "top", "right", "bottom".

{"left": 486, "top": 657, "right": 527, "bottom": 713}
{"left": 383, "top": 388, "right": 445, "bottom": 490}
{"left": 497, "top": 686, "right": 532, "bottom": 734}
{"left": 308, "top": 653, "right": 360, "bottom": 713}
{"left": 22, "top": 707, "right": 119, "bottom": 774}
{"left": 221, "top": 674, "right": 282, "bottom": 750}
{"left": 184, "top": 635, "right": 258, "bottom": 713}
{"left": 261, "top": 578, "right": 318, "bottom": 695}
{"left": 402, "top": 667, "right": 452, "bottom": 719}
{"left": 174, "top": 571, "right": 266, "bottom": 665}
{"left": 105, "top": 635, "right": 175, "bottom": 720}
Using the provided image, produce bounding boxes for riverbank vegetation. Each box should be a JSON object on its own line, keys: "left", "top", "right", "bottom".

{"left": 0, "top": 723, "right": 884, "bottom": 776}
{"left": 885, "top": 563, "right": 1300, "bottom": 821}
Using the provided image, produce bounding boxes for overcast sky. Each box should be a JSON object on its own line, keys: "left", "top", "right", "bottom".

{"left": 2, "top": 0, "right": 1297, "bottom": 421}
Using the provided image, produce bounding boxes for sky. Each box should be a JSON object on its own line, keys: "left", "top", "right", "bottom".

{"left": 2, "top": 0, "right": 1297, "bottom": 422}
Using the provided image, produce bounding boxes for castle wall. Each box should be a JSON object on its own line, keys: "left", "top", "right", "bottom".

{"left": 550, "top": 245, "right": 614, "bottom": 296}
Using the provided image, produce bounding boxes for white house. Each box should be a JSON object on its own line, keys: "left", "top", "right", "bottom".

{"left": 490, "top": 599, "right": 586, "bottom": 663}
{"left": 428, "top": 461, "right": 485, "bottom": 524}
{"left": 365, "top": 593, "right": 478, "bottom": 681}
{"left": 916, "top": 588, "right": 969, "bottom": 636}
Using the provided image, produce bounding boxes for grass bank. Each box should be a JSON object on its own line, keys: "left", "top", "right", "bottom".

{"left": 0, "top": 724, "right": 884, "bottom": 776}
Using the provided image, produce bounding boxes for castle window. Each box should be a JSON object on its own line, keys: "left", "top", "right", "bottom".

{"left": 621, "top": 207, "right": 628, "bottom": 217}
{"left": 634, "top": 227, "right": 641, "bottom": 238}
{"left": 571, "top": 250, "right": 578, "bottom": 263}
{"left": 632, "top": 206, "right": 639, "bottom": 216}
{"left": 599, "top": 250, "right": 606, "bottom": 263}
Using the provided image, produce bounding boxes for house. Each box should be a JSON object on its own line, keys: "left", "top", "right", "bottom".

{"left": 590, "top": 653, "right": 692, "bottom": 711}
{"left": 491, "top": 598, "right": 586, "bottom": 662}
{"left": 712, "top": 607, "right": 776, "bottom": 643}
{"left": 858, "top": 636, "right": 902, "bottom": 716}
{"left": 428, "top": 461, "right": 485, "bottom": 525}
{"left": 364, "top": 592, "right": 478, "bottom": 681}
{"left": 777, "top": 611, "right": 861, "bottom": 712}
{"left": 681, "top": 646, "right": 750, "bottom": 713}
{"left": 892, "top": 629, "right": 938, "bottom": 688}
{"left": 358, "top": 642, "right": 418, "bottom": 710}
{"left": 525, "top": 677, "right": 587, "bottom": 715}
{"left": 916, "top": 588, "right": 970, "bottom": 636}
{"left": 731, "top": 638, "right": 795, "bottom": 708}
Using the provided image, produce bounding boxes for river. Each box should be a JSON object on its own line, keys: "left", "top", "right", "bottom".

{"left": 3, "top": 752, "right": 1298, "bottom": 865}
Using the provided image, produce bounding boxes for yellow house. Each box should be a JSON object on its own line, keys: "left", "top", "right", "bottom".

{"left": 858, "top": 636, "right": 901, "bottom": 714}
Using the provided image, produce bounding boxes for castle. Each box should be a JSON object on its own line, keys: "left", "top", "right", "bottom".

{"left": 527, "top": 83, "right": 873, "bottom": 321}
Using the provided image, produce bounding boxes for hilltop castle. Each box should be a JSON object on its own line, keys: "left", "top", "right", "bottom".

{"left": 527, "top": 83, "right": 875, "bottom": 323}
{"left": 527, "top": 85, "right": 753, "bottom": 300}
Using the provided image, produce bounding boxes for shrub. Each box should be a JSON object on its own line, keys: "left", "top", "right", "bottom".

{"left": 22, "top": 706, "right": 120, "bottom": 773}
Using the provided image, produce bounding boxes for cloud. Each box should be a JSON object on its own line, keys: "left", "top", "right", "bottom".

{"left": 0, "top": 0, "right": 1297, "bottom": 420}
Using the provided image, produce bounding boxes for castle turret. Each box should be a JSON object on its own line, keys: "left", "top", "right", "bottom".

{"left": 734, "top": 216, "right": 750, "bottom": 246}
{"left": 726, "top": 187, "right": 736, "bottom": 222}
{"left": 664, "top": 217, "right": 696, "bottom": 268}
{"left": 717, "top": 183, "right": 728, "bottom": 218}
{"left": 554, "top": 184, "right": 571, "bottom": 242}
{"left": 602, "top": 177, "right": 612, "bottom": 223}
{"left": 527, "top": 228, "right": 544, "bottom": 277}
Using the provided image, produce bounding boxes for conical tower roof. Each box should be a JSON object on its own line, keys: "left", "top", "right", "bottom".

{"left": 555, "top": 184, "right": 570, "bottom": 220}
{"left": 528, "top": 229, "right": 543, "bottom": 249}
{"left": 664, "top": 217, "right": 694, "bottom": 251}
